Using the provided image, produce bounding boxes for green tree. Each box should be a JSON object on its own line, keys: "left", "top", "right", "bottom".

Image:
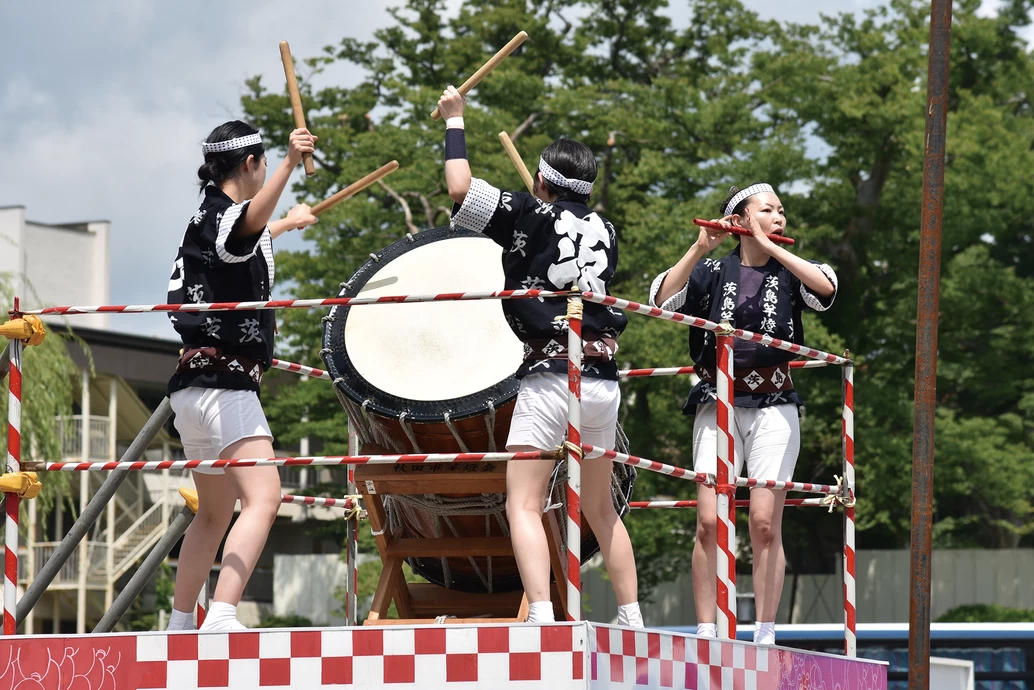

{"left": 243, "top": 0, "right": 1034, "bottom": 600}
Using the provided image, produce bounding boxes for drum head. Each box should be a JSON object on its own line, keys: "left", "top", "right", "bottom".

{"left": 322, "top": 227, "right": 524, "bottom": 422}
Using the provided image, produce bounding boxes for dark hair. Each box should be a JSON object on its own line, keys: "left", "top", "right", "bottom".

{"left": 719, "top": 183, "right": 772, "bottom": 216}
{"left": 197, "top": 120, "right": 265, "bottom": 190}
{"left": 537, "top": 138, "right": 598, "bottom": 203}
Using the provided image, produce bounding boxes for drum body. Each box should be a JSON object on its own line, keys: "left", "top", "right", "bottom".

{"left": 322, "top": 227, "right": 633, "bottom": 594}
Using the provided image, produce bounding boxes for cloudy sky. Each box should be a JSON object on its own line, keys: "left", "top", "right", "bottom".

{"left": 0, "top": 0, "right": 1012, "bottom": 338}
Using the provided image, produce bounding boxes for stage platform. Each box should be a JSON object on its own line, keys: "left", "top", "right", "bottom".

{"left": 0, "top": 622, "right": 887, "bottom": 689}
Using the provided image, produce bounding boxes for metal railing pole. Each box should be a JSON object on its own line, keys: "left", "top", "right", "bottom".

{"left": 16, "top": 397, "right": 173, "bottom": 624}
{"left": 92, "top": 505, "right": 193, "bottom": 633}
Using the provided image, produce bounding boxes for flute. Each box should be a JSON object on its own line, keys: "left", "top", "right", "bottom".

{"left": 693, "top": 218, "right": 795, "bottom": 246}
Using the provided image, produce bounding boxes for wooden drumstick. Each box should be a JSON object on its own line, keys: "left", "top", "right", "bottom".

{"left": 312, "top": 161, "right": 400, "bottom": 216}
{"left": 430, "top": 31, "right": 529, "bottom": 120}
{"left": 279, "top": 40, "right": 315, "bottom": 177}
{"left": 498, "top": 131, "right": 535, "bottom": 193}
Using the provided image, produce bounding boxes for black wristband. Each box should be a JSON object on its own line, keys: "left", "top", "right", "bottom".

{"left": 445, "top": 128, "right": 467, "bottom": 161}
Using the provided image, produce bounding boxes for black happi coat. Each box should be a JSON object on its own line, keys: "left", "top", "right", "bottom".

{"left": 452, "top": 178, "right": 627, "bottom": 380}
{"left": 166, "top": 186, "right": 275, "bottom": 394}
{"left": 649, "top": 247, "right": 838, "bottom": 412}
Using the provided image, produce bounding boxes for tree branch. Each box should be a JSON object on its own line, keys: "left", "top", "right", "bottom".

{"left": 403, "top": 191, "right": 435, "bottom": 227}
{"left": 378, "top": 180, "right": 418, "bottom": 234}
{"left": 511, "top": 112, "right": 539, "bottom": 141}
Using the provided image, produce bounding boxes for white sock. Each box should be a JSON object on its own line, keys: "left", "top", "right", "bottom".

{"left": 526, "top": 601, "right": 555, "bottom": 623}
{"left": 166, "top": 608, "right": 195, "bottom": 631}
{"left": 696, "top": 622, "right": 717, "bottom": 638}
{"left": 754, "top": 621, "right": 776, "bottom": 645}
{"left": 616, "top": 602, "right": 644, "bottom": 629}
{"left": 199, "top": 602, "right": 246, "bottom": 631}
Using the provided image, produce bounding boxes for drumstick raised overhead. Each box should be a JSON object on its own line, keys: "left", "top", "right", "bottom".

{"left": 498, "top": 131, "right": 535, "bottom": 193}
{"left": 430, "top": 31, "right": 529, "bottom": 120}
{"left": 312, "top": 161, "right": 400, "bottom": 216}
{"left": 279, "top": 41, "right": 315, "bottom": 177}
{"left": 693, "top": 218, "right": 796, "bottom": 246}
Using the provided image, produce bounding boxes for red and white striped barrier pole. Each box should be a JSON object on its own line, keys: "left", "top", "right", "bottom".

{"left": 3, "top": 314, "right": 22, "bottom": 636}
{"left": 715, "top": 331, "right": 737, "bottom": 639}
{"left": 618, "top": 360, "right": 828, "bottom": 379}
{"left": 581, "top": 446, "right": 711, "bottom": 485}
{"left": 280, "top": 494, "right": 357, "bottom": 509}
{"left": 196, "top": 581, "right": 208, "bottom": 628}
{"left": 23, "top": 289, "right": 571, "bottom": 317}
{"left": 733, "top": 477, "right": 841, "bottom": 495}
{"left": 271, "top": 359, "right": 331, "bottom": 381}
{"left": 346, "top": 423, "right": 359, "bottom": 627}
{"left": 37, "top": 450, "right": 558, "bottom": 473}
{"left": 565, "top": 292, "right": 583, "bottom": 622}
{"left": 581, "top": 292, "right": 850, "bottom": 365}
{"left": 630, "top": 498, "right": 826, "bottom": 509}
{"left": 272, "top": 359, "right": 828, "bottom": 383}
{"left": 843, "top": 361, "right": 857, "bottom": 656}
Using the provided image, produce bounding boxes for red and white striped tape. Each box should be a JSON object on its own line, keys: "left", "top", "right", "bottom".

{"left": 23, "top": 289, "right": 570, "bottom": 317}
{"left": 843, "top": 363, "right": 857, "bottom": 657}
{"left": 581, "top": 292, "right": 850, "bottom": 365}
{"left": 629, "top": 498, "right": 826, "bottom": 509}
{"left": 581, "top": 446, "right": 711, "bottom": 484}
{"left": 40, "top": 450, "right": 555, "bottom": 472}
{"left": 714, "top": 334, "right": 737, "bottom": 639}
{"left": 565, "top": 294, "right": 583, "bottom": 622}
{"left": 3, "top": 337, "right": 22, "bottom": 635}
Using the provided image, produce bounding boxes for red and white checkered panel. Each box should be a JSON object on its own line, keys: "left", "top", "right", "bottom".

{"left": 135, "top": 625, "right": 586, "bottom": 690}
{"left": 587, "top": 625, "right": 887, "bottom": 690}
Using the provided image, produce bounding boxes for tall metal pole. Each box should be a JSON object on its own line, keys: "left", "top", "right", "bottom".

{"left": 910, "top": 0, "right": 952, "bottom": 687}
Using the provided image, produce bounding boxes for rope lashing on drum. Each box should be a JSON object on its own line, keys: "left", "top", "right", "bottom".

{"left": 385, "top": 492, "right": 510, "bottom": 593}
{"left": 484, "top": 400, "right": 498, "bottom": 452}
{"left": 398, "top": 411, "right": 423, "bottom": 453}
{"left": 820, "top": 475, "right": 857, "bottom": 513}
{"left": 443, "top": 411, "right": 470, "bottom": 453}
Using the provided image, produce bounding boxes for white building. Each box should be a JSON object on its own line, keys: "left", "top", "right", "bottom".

{"left": 0, "top": 205, "right": 110, "bottom": 329}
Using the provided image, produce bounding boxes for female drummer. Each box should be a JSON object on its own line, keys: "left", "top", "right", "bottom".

{"left": 437, "top": 87, "right": 642, "bottom": 627}
{"left": 164, "top": 120, "right": 318, "bottom": 632}
{"left": 649, "top": 184, "right": 837, "bottom": 645}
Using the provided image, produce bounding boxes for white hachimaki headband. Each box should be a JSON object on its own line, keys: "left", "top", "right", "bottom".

{"left": 722, "top": 183, "right": 775, "bottom": 217}
{"left": 538, "top": 157, "right": 595, "bottom": 196}
{"left": 201, "top": 133, "right": 263, "bottom": 154}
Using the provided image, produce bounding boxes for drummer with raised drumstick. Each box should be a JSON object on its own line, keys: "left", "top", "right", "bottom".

{"left": 437, "top": 86, "right": 643, "bottom": 628}
{"left": 650, "top": 184, "right": 838, "bottom": 645}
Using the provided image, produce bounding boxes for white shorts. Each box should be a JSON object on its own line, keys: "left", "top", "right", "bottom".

{"left": 170, "top": 388, "right": 273, "bottom": 475}
{"left": 692, "top": 403, "right": 799, "bottom": 483}
{"left": 506, "top": 373, "right": 619, "bottom": 452}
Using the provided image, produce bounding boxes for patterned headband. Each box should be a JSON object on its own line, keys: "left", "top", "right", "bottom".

{"left": 722, "top": 183, "right": 775, "bottom": 217}
{"left": 201, "top": 133, "right": 263, "bottom": 154}
{"left": 538, "top": 157, "right": 595, "bottom": 196}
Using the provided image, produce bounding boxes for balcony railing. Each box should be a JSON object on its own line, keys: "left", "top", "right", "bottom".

{"left": 17, "top": 542, "right": 108, "bottom": 587}
{"left": 56, "top": 416, "right": 111, "bottom": 460}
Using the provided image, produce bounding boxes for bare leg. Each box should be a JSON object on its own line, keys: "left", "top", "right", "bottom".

{"left": 211, "top": 437, "right": 281, "bottom": 605}
{"left": 505, "top": 447, "right": 557, "bottom": 604}
{"left": 691, "top": 484, "right": 718, "bottom": 624}
{"left": 172, "top": 472, "right": 236, "bottom": 613}
{"left": 581, "top": 456, "right": 637, "bottom": 605}
{"left": 748, "top": 488, "right": 787, "bottom": 622}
